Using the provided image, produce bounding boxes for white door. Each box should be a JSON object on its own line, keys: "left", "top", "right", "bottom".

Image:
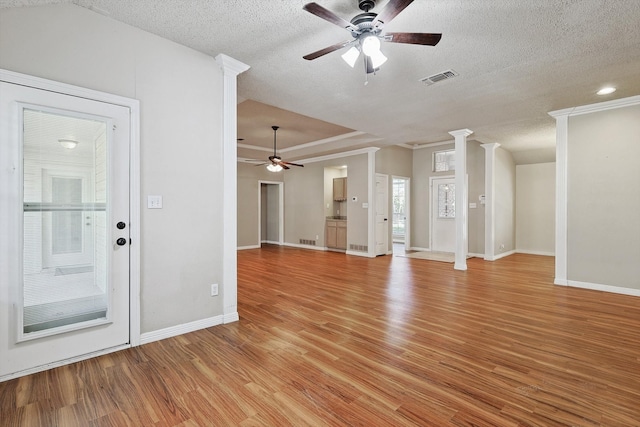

{"left": 0, "top": 81, "right": 131, "bottom": 379}
{"left": 375, "top": 174, "right": 389, "bottom": 256}
{"left": 431, "top": 177, "right": 456, "bottom": 253}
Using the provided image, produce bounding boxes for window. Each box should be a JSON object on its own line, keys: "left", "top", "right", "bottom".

{"left": 433, "top": 149, "right": 455, "bottom": 172}
{"left": 438, "top": 183, "right": 455, "bottom": 218}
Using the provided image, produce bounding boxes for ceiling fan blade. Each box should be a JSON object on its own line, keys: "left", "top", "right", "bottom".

{"left": 373, "top": 0, "right": 414, "bottom": 27}
{"left": 281, "top": 161, "right": 304, "bottom": 168}
{"left": 303, "top": 40, "right": 353, "bottom": 60}
{"left": 303, "top": 2, "right": 358, "bottom": 32}
{"left": 281, "top": 163, "right": 290, "bottom": 170}
{"left": 385, "top": 32, "right": 442, "bottom": 46}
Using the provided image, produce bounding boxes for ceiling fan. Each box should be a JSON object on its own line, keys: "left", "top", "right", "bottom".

{"left": 258, "top": 126, "right": 304, "bottom": 172}
{"left": 302, "top": 0, "right": 442, "bottom": 74}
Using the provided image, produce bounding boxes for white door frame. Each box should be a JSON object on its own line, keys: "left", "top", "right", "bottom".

{"left": 391, "top": 175, "right": 411, "bottom": 251}
{"left": 0, "top": 69, "right": 140, "bottom": 381}
{"left": 429, "top": 175, "right": 455, "bottom": 252}
{"left": 375, "top": 173, "right": 389, "bottom": 256}
{"left": 258, "top": 180, "right": 284, "bottom": 246}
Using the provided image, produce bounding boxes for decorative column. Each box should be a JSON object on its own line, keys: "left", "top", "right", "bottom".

{"left": 215, "top": 54, "right": 250, "bottom": 323}
{"left": 548, "top": 110, "right": 569, "bottom": 285}
{"left": 449, "top": 129, "right": 473, "bottom": 271}
{"left": 481, "top": 143, "right": 500, "bottom": 261}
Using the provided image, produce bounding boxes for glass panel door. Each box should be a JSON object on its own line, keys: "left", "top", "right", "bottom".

{"left": 1, "top": 78, "right": 131, "bottom": 380}
{"left": 22, "top": 108, "right": 109, "bottom": 337}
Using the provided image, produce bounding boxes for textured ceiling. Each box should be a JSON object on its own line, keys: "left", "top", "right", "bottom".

{"left": 3, "top": 0, "right": 640, "bottom": 164}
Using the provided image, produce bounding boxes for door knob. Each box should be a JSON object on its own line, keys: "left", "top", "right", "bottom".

{"left": 116, "top": 221, "right": 126, "bottom": 229}
{"left": 116, "top": 237, "right": 127, "bottom": 246}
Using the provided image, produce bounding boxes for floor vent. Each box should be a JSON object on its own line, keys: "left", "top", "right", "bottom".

{"left": 299, "top": 239, "right": 316, "bottom": 246}
{"left": 419, "top": 69, "right": 459, "bottom": 86}
{"left": 349, "top": 244, "right": 368, "bottom": 252}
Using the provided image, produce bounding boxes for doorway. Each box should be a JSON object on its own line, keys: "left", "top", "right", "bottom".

{"left": 431, "top": 176, "right": 456, "bottom": 253}
{"left": 392, "top": 176, "right": 410, "bottom": 252}
{"left": 259, "top": 181, "right": 283, "bottom": 246}
{"left": 375, "top": 173, "right": 389, "bottom": 256}
{"left": 0, "top": 75, "right": 138, "bottom": 380}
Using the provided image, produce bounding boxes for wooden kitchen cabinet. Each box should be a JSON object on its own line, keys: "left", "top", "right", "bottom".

{"left": 326, "top": 220, "right": 347, "bottom": 250}
{"left": 333, "top": 177, "right": 347, "bottom": 201}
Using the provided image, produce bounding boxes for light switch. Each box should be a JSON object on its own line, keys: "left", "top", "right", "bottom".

{"left": 469, "top": 203, "right": 477, "bottom": 209}
{"left": 362, "top": 202, "right": 369, "bottom": 208}
{"left": 148, "top": 195, "right": 163, "bottom": 209}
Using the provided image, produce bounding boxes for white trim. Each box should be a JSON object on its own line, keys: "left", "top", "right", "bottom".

{"left": 140, "top": 315, "right": 224, "bottom": 345}
{"left": 481, "top": 143, "right": 500, "bottom": 262}
{"left": 552, "top": 113, "right": 569, "bottom": 286}
{"left": 450, "top": 129, "right": 473, "bottom": 271}
{"left": 224, "top": 312, "right": 240, "bottom": 323}
{"left": 280, "top": 131, "right": 368, "bottom": 153}
{"left": 0, "top": 344, "right": 131, "bottom": 383}
{"left": 409, "top": 246, "right": 431, "bottom": 252}
{"left": 391, "top": 175, "right": 411, "bottom": 252}
{"left": 493, "top": 249, "right": 516, "bottom": 260}
{"left": 549, "top": 95, "right": 640, "bottom": 117}
{"left": 258, "top": 180, "right": 284, "bottom": 247}
{"left": 261, "top": 240, "right": 281, "bottom": 245}
{"left": 412, "top": 140, "right": 455, "bottom": 150}
{"left": 283, "top": 242, "right": 326, "bottom": 251}
{"left": 367, "top": 151, "right": 378, "bottom": 257}
{"left": 215, "top": 54, "right": 250, "bottom": 326}
{"left": 565, "top": 280, "right": 640, "bottom": 298}
{"left": 237, "top": 245, "right": 261, "bottom": 250}
{"left": 346, "top": 250, "right": 375, "bottom": 258}
{"left": 237, "top": 131, "right": 370, "bottom": 154}
{"left": 300, "top": 147, "right": 379, "bottom": 165}
{"left": 0, "top": 68, "right": 142, "bottom": 349}
{"left": 516, "top": 249, "right": 555, "bottom": 256}
{"left": 468, "top": 252, "right": 484, "bottom": 258}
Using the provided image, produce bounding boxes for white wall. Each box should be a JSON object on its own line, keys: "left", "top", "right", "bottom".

{"left": 1, "top": 4, "right": 227, "bottom": 333}
{"left": 567, "top": 103, "right": 640, "bottom": 291}
{"left": 516, "top": 163, "right": 555, "bottom": 255}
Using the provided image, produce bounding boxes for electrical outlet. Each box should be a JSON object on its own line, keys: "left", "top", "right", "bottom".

{"left": 315, "top": 235, "right": 319, "bottom": 240}
{"left": 211, "top": 283, "right": 218, "bottom": 296}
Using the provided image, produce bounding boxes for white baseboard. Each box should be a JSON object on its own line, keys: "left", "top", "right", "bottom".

{"left": 140, "top": 315, "right": 224, "bottom": 345}
{"left": 261, "top": 240, "right": 280, "bottom": 245}
{"left": 468, "top": 252, "right": 484, "bottom": 258}
{"left": 493, "top": 249, "right": 516, "bottom": 260}
{"left": 283, "top": 242, "right": 325, "bottom": 251}
{"left": 564, "top": 280, "right": 640, "bottom": 297}
{"left": 237, "top": 245, "right": 260, "bottom": 250}
{"left": 223, "top": 312, "right": 239, "bottom": 324}
{"left": 409, "top": 246, "right": 430, "bottom": 252}
{"left": 346, "top": 250, "right": 375, "bottom": 258}
{"left": 517, "top": 249, "right": 555, "bottom": 257}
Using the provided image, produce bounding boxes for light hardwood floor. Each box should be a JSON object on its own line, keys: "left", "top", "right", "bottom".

{"left": 1, "top": 246, "right": 639, "bottom": 426}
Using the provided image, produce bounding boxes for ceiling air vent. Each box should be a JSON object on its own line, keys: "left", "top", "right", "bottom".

{"left": 419, "top": 69, "right": 459, "bottom": 86}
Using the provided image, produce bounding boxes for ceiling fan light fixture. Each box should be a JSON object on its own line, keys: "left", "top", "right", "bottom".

{"left": 369, "top": 49, "right": 388, "bottom": 69}
{"left": 341, "top": 46, "right": 360, "bottom": 68}
{"left": 361, "top": 35, "right": 381, "bottom": 57}
{"left": 267, "top": 163, "right": 283, "bottom": 172}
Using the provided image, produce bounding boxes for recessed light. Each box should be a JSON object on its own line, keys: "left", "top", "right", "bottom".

{"left": 596, "top": 87, "right": 616, "bottom": 95}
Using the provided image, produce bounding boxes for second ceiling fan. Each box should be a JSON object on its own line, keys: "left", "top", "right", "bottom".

{"left": 263, "top": 126, "right": 304, "bottom": 172}
{"left": 303, "top": 0, "right": 442, "bottom": 74}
